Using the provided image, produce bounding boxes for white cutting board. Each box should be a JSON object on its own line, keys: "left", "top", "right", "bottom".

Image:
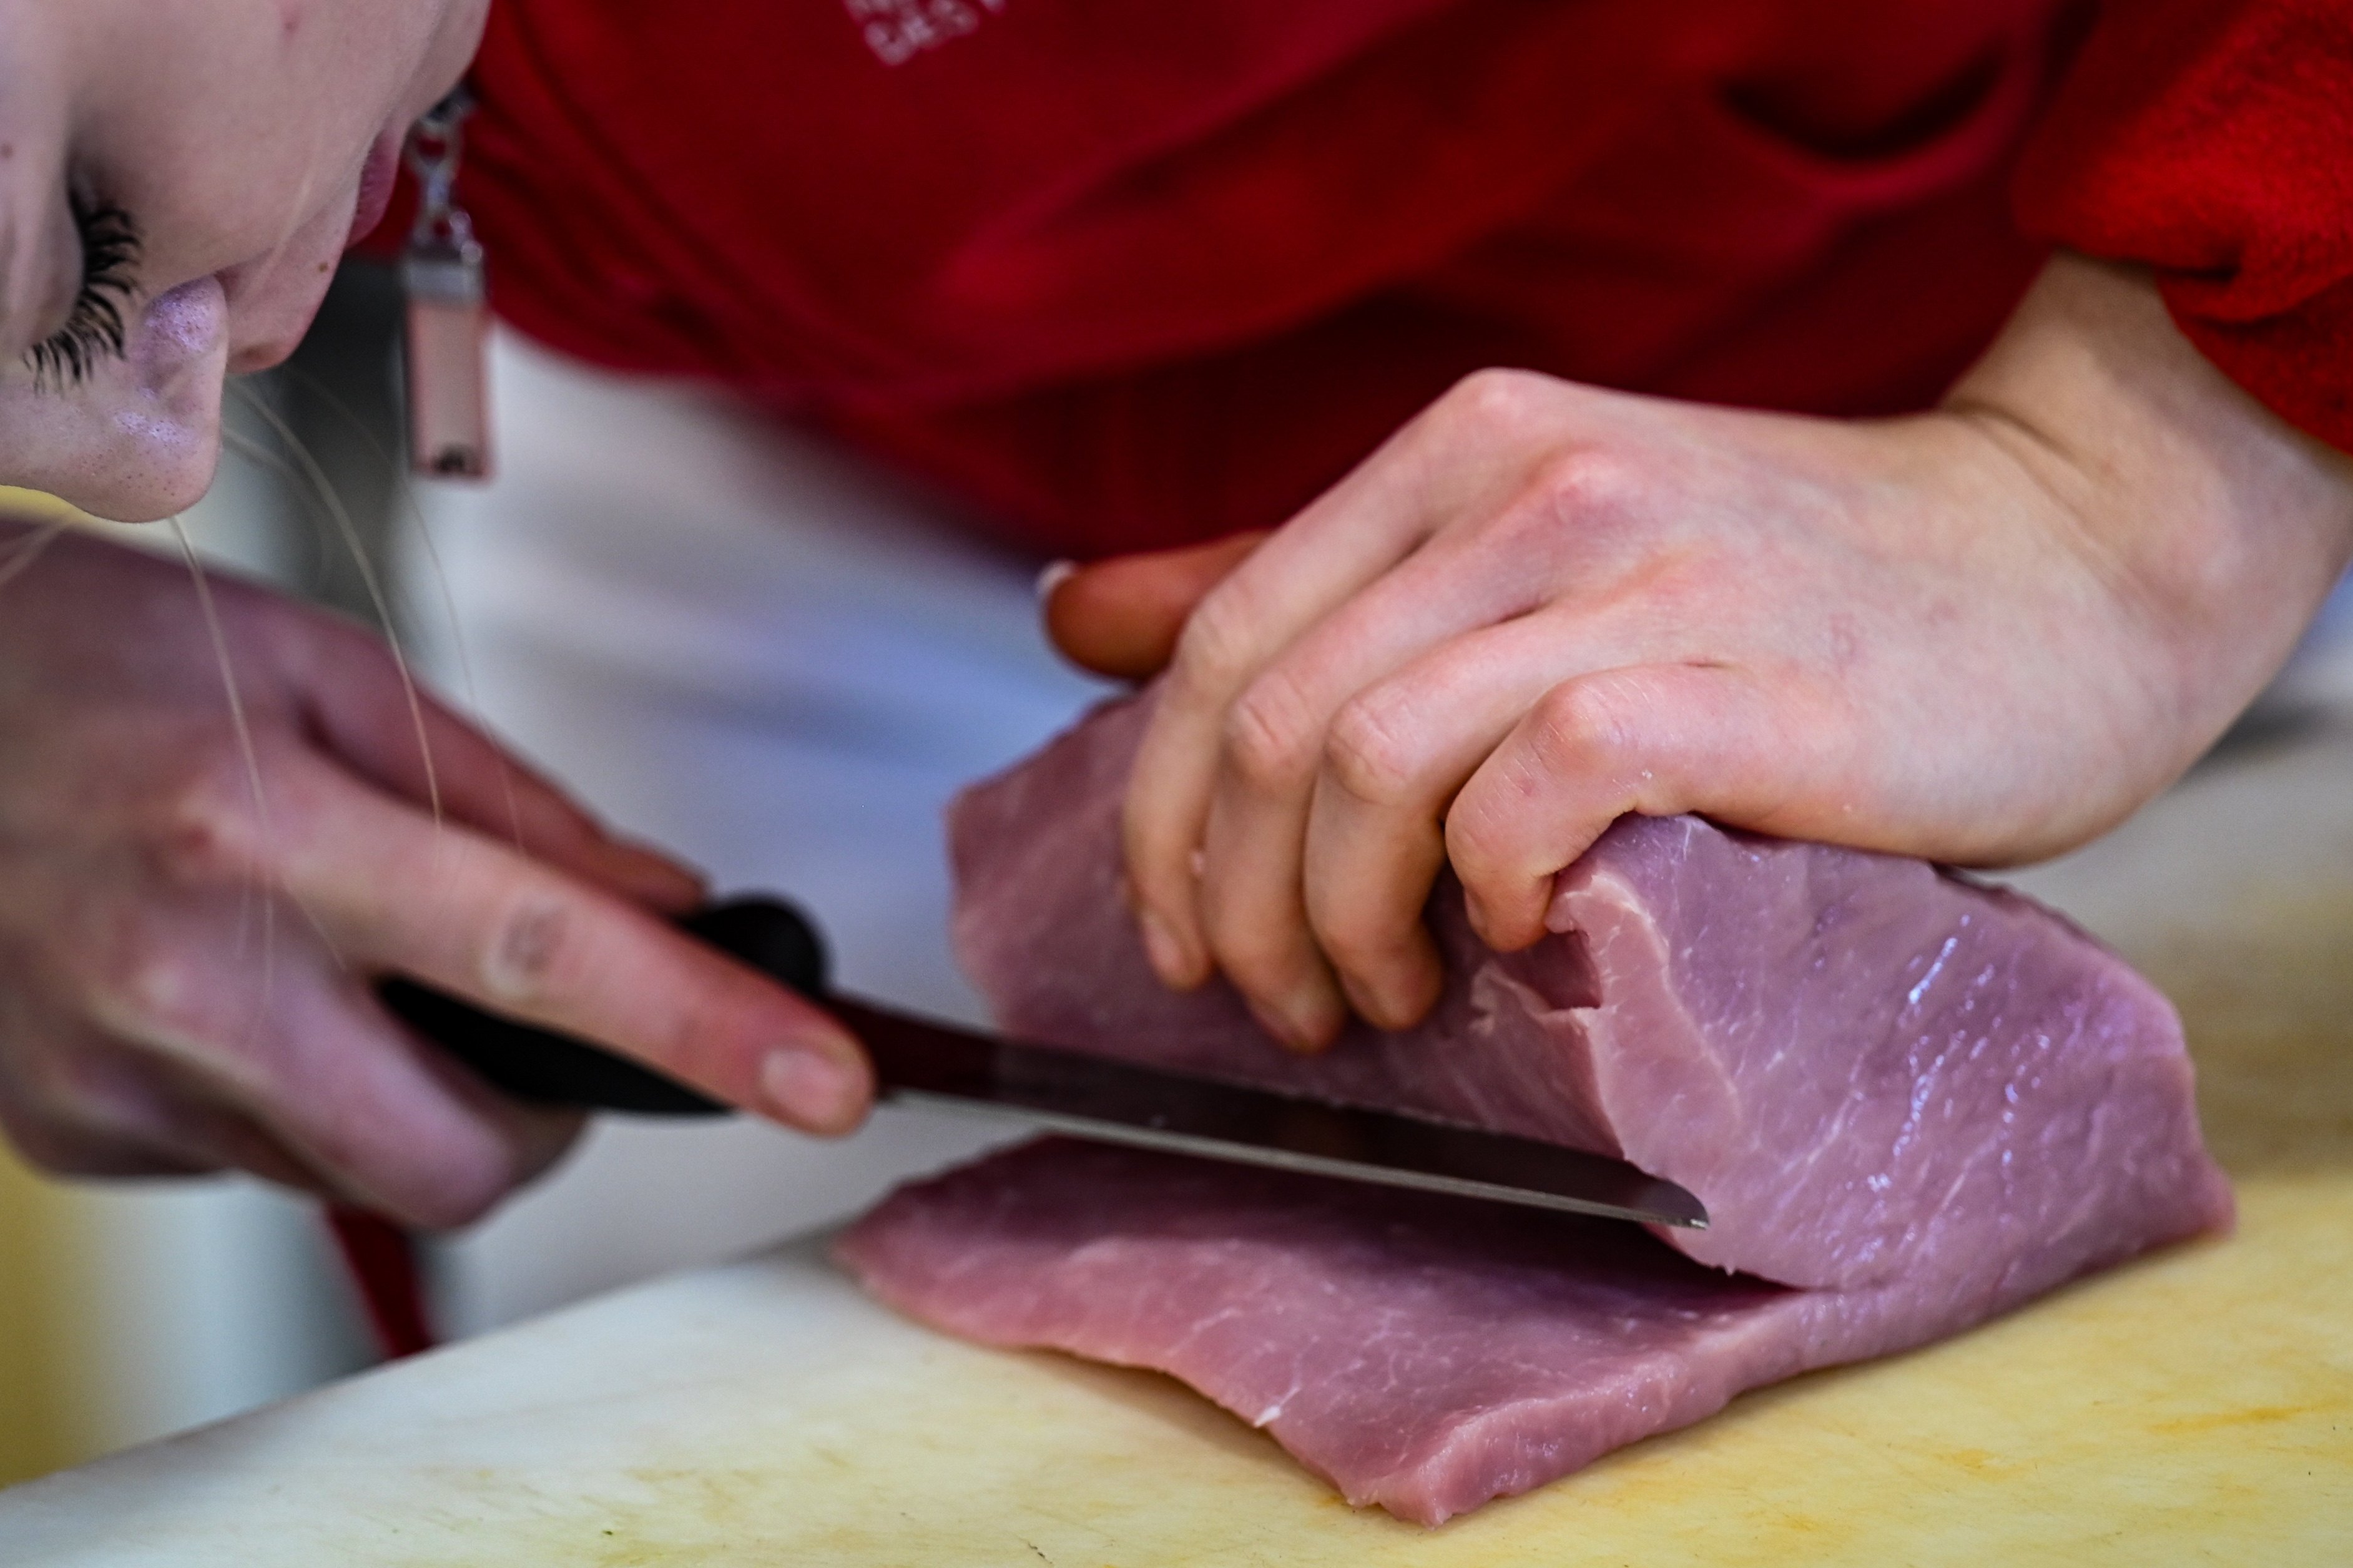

{"left": 4, "top": 723, "right": 2351, "bottom": 1565}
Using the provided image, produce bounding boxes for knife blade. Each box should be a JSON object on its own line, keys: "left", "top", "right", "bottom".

{"left": 380, "top": 897, "right": 1707, "bottom": 1230}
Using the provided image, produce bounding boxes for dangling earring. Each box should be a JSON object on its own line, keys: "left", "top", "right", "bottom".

{"left": 401, "top": 89, "right": 493, "bottom": 480}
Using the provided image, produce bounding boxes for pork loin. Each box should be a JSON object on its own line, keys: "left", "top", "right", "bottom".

{"left": 835, "top": 694, "right": 2232, "bottom": 1523}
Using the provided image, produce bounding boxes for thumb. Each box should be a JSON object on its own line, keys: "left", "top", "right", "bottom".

{"left": 1044, "top": 531, "right": 1267, "bottom": 681}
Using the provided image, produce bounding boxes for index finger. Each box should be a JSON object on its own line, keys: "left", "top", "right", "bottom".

{"left": 291, "top": 616, "right": 708, "bottom": 912}
{"left": 259, "top": 755, "right": 872, "bottom": 1134}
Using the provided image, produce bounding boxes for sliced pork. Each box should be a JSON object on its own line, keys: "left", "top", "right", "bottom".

{"left": 835, "top": 694, "right": 2232, "bottom": 1523}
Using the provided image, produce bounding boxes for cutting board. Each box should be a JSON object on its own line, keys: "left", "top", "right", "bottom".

{"left": 4, "top": 724, "right": 2351, "bottom": 1565}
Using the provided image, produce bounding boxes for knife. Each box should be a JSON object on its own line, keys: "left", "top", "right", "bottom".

{"left": 378, "top": 898, "right": 1707, "bottom": 1230}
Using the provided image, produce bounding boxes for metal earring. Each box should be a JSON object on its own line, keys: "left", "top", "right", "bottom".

{"left": 401, "top": 89, "right": 493, "bottom": 480}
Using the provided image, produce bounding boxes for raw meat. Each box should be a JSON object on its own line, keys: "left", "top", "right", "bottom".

{"left": 847, "top": 1139, "right": 2018, "bottom": 1526}
{"left": 835, "top": 694, "right": 2233, "bottom": 1523}
{"left": 926, "top": 694, "right": 2229, "bottom": 1295}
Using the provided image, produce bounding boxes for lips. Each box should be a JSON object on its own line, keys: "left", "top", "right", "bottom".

{"left": 348, "top": 130, "right": 405, "bottom": 247}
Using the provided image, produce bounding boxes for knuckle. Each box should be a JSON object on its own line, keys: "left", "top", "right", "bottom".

{"left": 1460, "top": 450, "right": 1655, "bottom": 575}
{"left": 1222, "top": 674, "right": 1320, "bottom": 796}
{"left": 1440, "top": 367, "right": 1551, "bottom": 435}
{"left": 1167, "top": 587, "right": 1258, "bottom": 699}
{"left": 1322, "top": 691, "right": 1422, "bottom": 807}
{"left": 1530, "top": 681, "right": 1630, "bottom": 776}
{"left": 1443, "top": 802, "right": 1513, "bottom": 894}
{"left": 1534, "top": 448, "right": 1647, "bottom": 519}
{"left": 1445, "top": 682, "right": 1641, "bottom": 891}
{"left": 98, "top": 933, "right": 216, "bottom": 1045}
{"left": 476, "top": 895, "right": 576, "bottom": 1008}
{"left": 146, "top": 742, "right": 269, "bottom": 886}
{"left": 1511, "top": 451, "right": 1653, "bottom": 561}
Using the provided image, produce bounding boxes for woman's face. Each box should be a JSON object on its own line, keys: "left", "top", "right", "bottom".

{"left": 0, "top": 0, "right": 486, "bottom": 521}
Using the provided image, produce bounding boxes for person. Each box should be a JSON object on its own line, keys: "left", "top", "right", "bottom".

{"left": 1, "top": 0, "right": 2348, "bottom": 1278}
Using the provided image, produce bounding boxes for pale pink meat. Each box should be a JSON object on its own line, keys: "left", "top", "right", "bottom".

{"left": 835, "top": 695, "right": 2233, "bottom": 1524}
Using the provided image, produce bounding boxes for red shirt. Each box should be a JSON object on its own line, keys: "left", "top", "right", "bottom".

{"left": 2017, "top": 0, "right": 2353, "bottom": 454}
{"left": 415, "top": 0, "right": 2347, "bottom": 557}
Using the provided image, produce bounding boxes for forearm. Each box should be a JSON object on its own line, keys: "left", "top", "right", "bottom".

{"left": 1941, "top": 253, "right": 2353, "bottom": 755}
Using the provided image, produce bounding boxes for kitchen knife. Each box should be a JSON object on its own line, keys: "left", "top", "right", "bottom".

{"left": 379, "top": 898, "right": 1707, "bottom": 1230}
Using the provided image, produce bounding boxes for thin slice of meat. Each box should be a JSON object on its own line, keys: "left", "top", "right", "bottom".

{"left": 835, "top": 693, "right": 2233, "bottom": 1523}
{"left": 846, "top": 1140, "right": 1968, "bottom": 1526}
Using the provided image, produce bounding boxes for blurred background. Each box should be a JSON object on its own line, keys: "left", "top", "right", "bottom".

{"left": 5, "top": 252, "right": 2352, "bottom": 1489}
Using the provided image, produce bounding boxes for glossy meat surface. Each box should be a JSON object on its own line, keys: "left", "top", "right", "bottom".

{"left": 838, "top": 695, "right": 2232, "bottom": 1522}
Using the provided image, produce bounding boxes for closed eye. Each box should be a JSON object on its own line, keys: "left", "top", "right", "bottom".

{"left": 25, "top": 195, "right": 141, "bottom": 391}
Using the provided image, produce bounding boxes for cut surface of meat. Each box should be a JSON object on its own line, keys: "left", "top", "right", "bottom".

{"left": 836, "top": 694, "right": 2233, "bottom": 1524}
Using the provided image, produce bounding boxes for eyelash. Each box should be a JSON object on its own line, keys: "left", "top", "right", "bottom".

{"left": 24, "top": 198, "right": 142, "bottom": 391}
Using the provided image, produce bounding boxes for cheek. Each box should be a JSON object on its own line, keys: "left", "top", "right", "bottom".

{"left": 220, "top": 200, "right": 358, "bottom": 375}
{"left": 0, "top": 280, "right": 230, "bottom": 523}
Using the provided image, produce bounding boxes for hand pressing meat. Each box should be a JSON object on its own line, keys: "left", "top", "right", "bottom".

{"left": 0, "top": 528, "right": 868, "bottom": 1226}
{"left": 1048, "top": 255, "right": 2353, "bottom": 1051}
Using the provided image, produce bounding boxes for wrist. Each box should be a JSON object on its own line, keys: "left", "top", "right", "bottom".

{"left": 1940, "top": 253, "right": 2353, "bottom": 755}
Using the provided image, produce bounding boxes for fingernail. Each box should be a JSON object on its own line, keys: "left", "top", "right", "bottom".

{"left": 1338, "top": 973, "right": 1397, "bottom": 1032}
{"left": 1137, "top": 906, "right": 1191, "bottom": 985}
{"left": 1248, "top": 984, "right": 1343, "bottom": 1054}
{"left": 761, "top": 1048, "right": 866, "bottom": 1132}
{"left": 1463, "top": 890, "right": 1500, "bottom": 946}
{"left": 1245, "top": 999, "right": 1294, "bottom": 1049}
{"left": 1342, "top": 967, "right": 1438, "bottom": 1034}
{"left": 1036, "top": 559, "right": 1077, "bottom": 604}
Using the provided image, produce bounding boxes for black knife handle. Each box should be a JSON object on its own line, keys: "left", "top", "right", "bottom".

{"left": 378, "top": 897, "right": 830, "bottom": 1116}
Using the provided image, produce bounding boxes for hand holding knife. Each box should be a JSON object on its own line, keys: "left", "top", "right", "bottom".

{"left": 381, "top": 898, "right": 1706, "bottom": 1230}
